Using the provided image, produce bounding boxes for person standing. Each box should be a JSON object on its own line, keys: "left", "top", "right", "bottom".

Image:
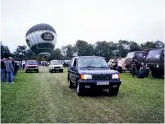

{"left": 130, "top": 57, "right": 137, "bottom": 77}
{"left": 116, "top": 58, "right": 122, "bottom": 73}
{"left": 5, "top": 57, "right": 15, "bottom": 83}
{"left": 1, "top": 59, "right": 6, "bottom": 82}
{"left": 22, "top": 60, "right": 26, "bottom": 70}
{"left": 12, "top": 59, "right": 19, "bottom": 76}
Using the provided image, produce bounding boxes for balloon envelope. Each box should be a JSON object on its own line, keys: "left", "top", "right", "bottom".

{"left": 26, "top": 23, "right": 57, "bottom": 57}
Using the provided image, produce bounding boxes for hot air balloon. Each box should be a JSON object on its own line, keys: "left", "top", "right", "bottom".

{"left": 25, "top": 23, "right": 57, "bottom": 60}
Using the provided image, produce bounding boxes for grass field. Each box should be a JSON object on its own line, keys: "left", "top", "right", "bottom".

{"left": 1, "top": 67, "right": 164, "bottom": 123}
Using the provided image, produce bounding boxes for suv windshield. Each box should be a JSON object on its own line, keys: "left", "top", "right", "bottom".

{"left": 78, "top": 57, "right": 109, "bottom": 68}
{"left": 50, "top": 61, "right": 60, "bottom": 65}
{"left": 126, "top": 52, "right": 135, "bottom": 58}
{"left": 26, "top": 61, "right": 38, "bottom": 65}
{"left": 135, "top": 52, "right": 145, "bottom": 59}
{"left": 146, "top": 49, "right": 162, "bottom": 59}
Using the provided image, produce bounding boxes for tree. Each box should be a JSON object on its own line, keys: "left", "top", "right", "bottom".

{"left": 13, "top": 45, "right": 28, "bottom": 60}
{"left": 1, "top": 44, "right": 11, "bottom": 58}
{"left": 94, "top": 41, "right": 113, "bottom": 61}
{"left": 75, "top": 40, "right": 94, "bottom": 56}
{"left": 117, "top": 40, "right": 130, "bottom": 58}
{"left": 61, "top": 45, "right": 75, "bottom": 59}
{"left": 48, "top": 48, "right": 63, "bottom": 60}
{"left": 140, "top": 41, "right": 157, "bottom": 50}
{"left": 129, "top": 41, "right": 141, "bottom": 52}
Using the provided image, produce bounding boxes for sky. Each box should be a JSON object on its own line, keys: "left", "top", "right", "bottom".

{"left": 1, "top": 0, "right": 164, "bottom": 52}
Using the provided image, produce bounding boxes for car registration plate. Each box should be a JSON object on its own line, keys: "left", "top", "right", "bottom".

{"left": 97, "top": 82, "right": 109, "bottom": 85}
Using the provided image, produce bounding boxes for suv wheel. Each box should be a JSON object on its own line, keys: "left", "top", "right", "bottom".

{"left": 68, "top": 79, "right": 74, "bottom": 89}
{"left": 76, "top": 83, "right": 84, "bottom": 96}
{"left": 151, "top": 71, "right": 161, "bottom": 78}
{"left": 109, "top": 85, "right": 119, "bottom": 96}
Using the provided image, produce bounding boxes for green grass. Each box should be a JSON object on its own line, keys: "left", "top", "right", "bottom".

{"left": 1, "top": 67, "right": 164, "bottom": 123}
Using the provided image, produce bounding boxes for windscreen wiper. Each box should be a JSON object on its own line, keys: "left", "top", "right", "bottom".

{"left": 99, "top": 66, "right": 109, "bottom": 68}
{"left": 80, "top": 66, "right": 96, "bottom": 69}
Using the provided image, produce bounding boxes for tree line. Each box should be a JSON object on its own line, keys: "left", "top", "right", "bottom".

{"left": 1, "top": 40, "right": 164, "bottom": 61}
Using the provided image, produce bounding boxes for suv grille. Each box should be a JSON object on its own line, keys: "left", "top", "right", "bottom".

{"left": 54, "top": 67, "right": 60, "bottom": 69}
{"left": 92, "top": 74, "right": 112, "bottom": 80}
{"left": 28, "top": 66, "right": 36, "bottom": 68}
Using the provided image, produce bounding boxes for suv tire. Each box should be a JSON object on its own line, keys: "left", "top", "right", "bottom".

{"left": 109, "top": 85, "right": 119, "bottom": 96}
{"left": 68, "top": 78, "right": 74, "bottom": 89}
{"left": 151, "top": 71, "right": 161, "bottom": 78}
{"left": 76, "top": 83, "right": 84, "bottom": 96}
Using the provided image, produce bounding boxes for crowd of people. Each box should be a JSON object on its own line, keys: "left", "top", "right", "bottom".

{"left": 1, "top": 57, "right": 19, "bottom": 83}
{"left": 112, "top": 57, "right": 149, "bottom": 78}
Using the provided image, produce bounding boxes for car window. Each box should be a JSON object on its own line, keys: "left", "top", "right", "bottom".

{"left": 135, "top": 52, "right": 145, "bottom": 59}
{"left": 78, "top": 57, "right": 108, "bottom": 68}
{"left": 26, "top": 61, "right": 38, "bottom": 65}
{"left": 73, "top": 59, "right": 77, "bottom": 68}
{"left": 146, "top": 49, "right": 162, "bottom": 59}
{"left": 50, "top": 61, "right": 60, "bottom": 65}
{"left": 161, "top": 50, "right": 164, "bottom": 59}
{"left": 126, "top": 52, "right": 135, "bottom": 58}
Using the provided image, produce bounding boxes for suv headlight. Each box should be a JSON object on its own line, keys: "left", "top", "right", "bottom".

{"left": 112, "top": 74, "right": 120, "bottom": 79}
{"left": 80, "top": 74, "right": 92, "bottom": 80}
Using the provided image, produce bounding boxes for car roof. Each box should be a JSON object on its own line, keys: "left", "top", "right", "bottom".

{"left": 50, "top": 60, "right": 58, "bottom": 61}
{"left": 27, "top": 60, "right": 37, "bottom": 61}
{"left": 73, "top": 56, "right": 104, "bottom": 59}
{"left": 128, "top": 51, "right": 146, "bottom": 53}
{"left": 144, "top": 48, "right": 164, "bottom": 51}
{"left": 148, "top": 48, "right": 164, "bottom": 51}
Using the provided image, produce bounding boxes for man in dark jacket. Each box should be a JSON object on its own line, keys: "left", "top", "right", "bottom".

{"left": 5, "top": 57, "right": 14, "bottom": 83}
{"left": 130, "top": 57, "right": 137, "bottom": 77}
{"left": 1, "top": 59, "right": 6, "bottom": 82}
{"left": 12, "top": 59, "right": 19, "bottom": 76}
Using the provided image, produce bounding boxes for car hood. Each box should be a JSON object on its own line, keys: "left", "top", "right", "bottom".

{"left": 79, "top": 69, "right": 119, "bottom": 74}
{"left": 49, "top": 65, "right": 63, "bottom": 68}
{"left": 26, "top": 65, "right": 38, "bottom": 67}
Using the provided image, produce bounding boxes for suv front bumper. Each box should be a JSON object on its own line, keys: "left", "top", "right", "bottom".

{"left": 78, "top": 79, "right": 121, "bottom": 90}
{"left": 50, "top": 68, "right": 63, "bottom": 71}
{"left": 25, "top": 68, "right": 38, "bottom": 71}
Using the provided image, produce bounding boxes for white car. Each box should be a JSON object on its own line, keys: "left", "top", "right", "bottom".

{"left": 49, "top": 60, "right": 63, "bottom": 73}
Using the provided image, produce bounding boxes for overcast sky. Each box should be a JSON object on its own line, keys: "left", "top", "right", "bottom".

{"left": 1, "top": 0, "right": 164, "bottom": 52}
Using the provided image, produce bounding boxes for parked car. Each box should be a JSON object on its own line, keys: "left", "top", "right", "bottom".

{"left": 68, "top": 56, "right": 122, "bottom": 96}
{"left": 25, "top": 60, "right": 39, "bottom": 73}
{"left": 145, "top": 48, "right": 164, "bottom": 78}
{"left": 49, "top": 60, "right": 63, "bottom": 73}
{"left": 124, "top": 51, "right": 148, "bottom": 71}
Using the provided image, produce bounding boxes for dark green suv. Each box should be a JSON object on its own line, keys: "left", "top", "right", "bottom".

{"left": 145, "top": 48, "right": 164, "bottom": 78}
{"left": 125, "top": 51, "right": 148, "bottom": 71}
